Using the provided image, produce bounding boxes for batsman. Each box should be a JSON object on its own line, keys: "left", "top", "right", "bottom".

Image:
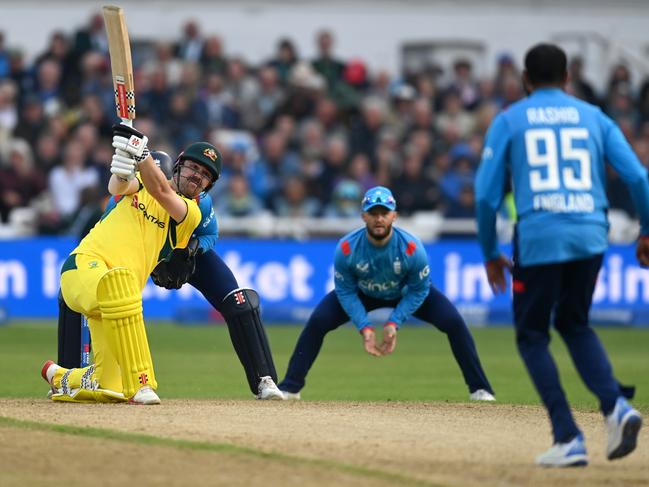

{"left": 42, "top": 125, "right": 216, "bottom": 404}
{"left": 53, "top": 150, "right": 284, "bottom": 401}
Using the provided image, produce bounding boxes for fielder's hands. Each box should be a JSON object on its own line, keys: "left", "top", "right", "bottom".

{"left": 379, "top": 323, "right": 397, "bottom": 355}
{"left": 151, "top": 238, "right": 200, "bottom": 289}
{"left": 112, "top": 123, "right": 149, "bottom": 162}
{"left": 361, "top": 327, "right": 381, "bottom": 357}
{"left": 485, "top": 254, "right": 512, "bottom": 294}
{"left": 636, "top": 236, "right": 649, "bottom": 267}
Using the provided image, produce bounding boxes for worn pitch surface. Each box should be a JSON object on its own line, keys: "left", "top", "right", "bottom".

{"left": 0, "top": 399, "right": 647, "bottom": 486}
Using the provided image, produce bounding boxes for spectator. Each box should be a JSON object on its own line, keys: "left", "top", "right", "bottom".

{"left": 0, "top": 32, "right": 10, "bottom": 79}
{"left": 73, "top": 12, "right": 107, "bottom": 56}
{"left": 268, "top": 38, "right": 299, "bottom": 86}
{"left": 435, "top": 88, "right": 476, "bottom": 139}
{"left": 0, "top": 80, "right": 18, "bottom": 158}
{"left": 319, "top": 134, "right": 349, "bottom": 204}
{"left": 13, "top": 95, "right": 47, "bottom": 146}
{"left": 200, "top": 35, "right": 228, "bottom": 75}
{"left": 273, "top": 176, "right": 321, "bottom": 217}
{"left": 0, "top": 139, "right": 47, "bottom": 222}
{"left": 216, "top": 173, "right": 264, "bottom": 217}
{"left": 34, "top": 132, "right": 61, "bottom": 174}
{"left": 312, "top": 29, "right": 346, "bottom": 90}
{"left": 33, "top": 58, "right": 63, "bottom": 116}
{"left": 347, "top": 152, "right": 378, "bottom": 190}
{"left": 391, "top": 149, "right": 440, "bottom": 215}
{"left": 349, "top": 96, "right": 386, "bottom": 162}
{"left": 323, "top": 179, "right": 362, "bottom": 217}
{"left": 35, "top": 31, "right": 79, "bottom": 106}
{"left": 247, "top": 66, "right": 284, "bottom": 133}
{"left": 175, "top": 19, "right": 204, "bottom": 62}
{"left": 448, "top": 58, "right": 481, "bottom": 110}
{"left": 165, "top": 89, "right": 208, "bottom": 150}
{"left": 567, "top": 57, "right": 598, "bottom": 105}
{"left": 47, "top": 139, "right": 98, "bottom": 222}
{"left": 250, "top": 131, "right": 301, "bottom": 205}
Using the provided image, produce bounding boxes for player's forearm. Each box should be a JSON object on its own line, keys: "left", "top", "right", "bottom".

{"left": 108, "top": 173, "right": 136, "bottom": 195}
{"left": 139, "top": 156, "right": 173, "bottom": 199}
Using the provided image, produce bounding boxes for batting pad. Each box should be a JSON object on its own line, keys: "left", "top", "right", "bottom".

{"left": 97, "top": 267, "right": 157, "bottom": 398}
{"left": 221, "top": 288, "right": 278, "bottom": 395}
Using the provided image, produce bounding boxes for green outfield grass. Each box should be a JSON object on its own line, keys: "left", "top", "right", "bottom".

{"left": 1, "top": 321, "right": 648, "bottom": 413}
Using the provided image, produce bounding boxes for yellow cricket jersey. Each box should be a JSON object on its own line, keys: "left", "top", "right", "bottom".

{"left": 72, "top": 177, "right": 201, "bottom": 289}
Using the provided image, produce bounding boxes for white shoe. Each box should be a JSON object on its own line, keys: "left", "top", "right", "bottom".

{"left": 128, "top": 386, "right": 161, "bottom": 405}
{"left": 469, "top": 389, "right": 496, "bottom": 401}
{"left": 536, "top": 434, "right": 588, "bottom": 467}
{"left": 256, "top": 376, "right": 284, "bottom": 400}
{"left": 281, "top": 390, "right": 301, "bottom": 401}
{"left": 606, "top": 397, "right": 642, "bottom": 460}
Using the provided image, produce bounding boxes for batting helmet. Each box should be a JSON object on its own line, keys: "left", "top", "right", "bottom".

{"left": 174, "top": 141, "right": 222, "bottom": 191}
{"left": 150, "top": 150, "right": 173, "bottom": 179}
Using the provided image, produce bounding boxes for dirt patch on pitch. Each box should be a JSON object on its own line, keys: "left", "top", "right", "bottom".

{"left": 0, "top": 399, "right": 647, "bottom": 486}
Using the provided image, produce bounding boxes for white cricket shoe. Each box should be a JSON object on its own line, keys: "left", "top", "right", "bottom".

{"left": 256, "top": 376, "right": 284, "bottom": 400}
{"left": 469, "top": 389, "right": 496, "bottom": 401}
{"left": 281, "top": 390, "right": 301, "bottom": 401}
{"left": 128, "top": 386, "right": 161, "bottom": 405}
{"left": 606, "top": 397, "right": 642, "bottom": 460}
{"left": 536, "top": 434, "right": 588, "bottom": 467}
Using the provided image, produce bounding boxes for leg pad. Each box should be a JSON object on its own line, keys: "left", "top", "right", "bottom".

{"left": 97, "top": 268, "right": 156, "bottom": 398}
{"left": 221, "top": 288, "right": 277, "bottom": 395}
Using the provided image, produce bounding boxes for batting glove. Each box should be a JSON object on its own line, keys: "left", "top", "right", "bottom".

{"left": 111, "top": 150, "right": 136, "bottom": 180}
{"left": 112, "top": 123, "right": 149, "bottom": 162}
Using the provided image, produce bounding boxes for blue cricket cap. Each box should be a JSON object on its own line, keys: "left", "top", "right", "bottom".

{"left": 361, "top": 186, "right": 397, "bottom": 212}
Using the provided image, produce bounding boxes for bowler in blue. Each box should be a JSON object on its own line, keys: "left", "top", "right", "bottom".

{"left": 279, "top": 186, "right": 494, "bottom": 401}
{"left": 475, "top": 43, "right": 648, "bottom": 467}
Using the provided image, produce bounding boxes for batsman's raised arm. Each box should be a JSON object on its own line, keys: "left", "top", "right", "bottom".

{"left": 111, "top": 124, "right": 221, "bottom": 225}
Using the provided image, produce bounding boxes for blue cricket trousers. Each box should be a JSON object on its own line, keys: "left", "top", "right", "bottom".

{"left": 279, "top": 285, "right": 493, "bottom": 395}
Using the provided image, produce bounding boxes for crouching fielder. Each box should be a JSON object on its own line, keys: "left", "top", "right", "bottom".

{"left": 42, "top": 125, "right": 217, "bottom": 404}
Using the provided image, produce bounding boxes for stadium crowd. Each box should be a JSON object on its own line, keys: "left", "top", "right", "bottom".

{"left": 1, "top": 13, "right": 648, "bottom": 237}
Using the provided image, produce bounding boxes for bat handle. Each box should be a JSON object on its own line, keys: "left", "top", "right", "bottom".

{"left": 121, "top": 118, "right": 133, "bottom": 127}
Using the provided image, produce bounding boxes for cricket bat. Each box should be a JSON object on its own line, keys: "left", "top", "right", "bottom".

{"left": 103, "top": 5, "right": 135, "bottom": 126}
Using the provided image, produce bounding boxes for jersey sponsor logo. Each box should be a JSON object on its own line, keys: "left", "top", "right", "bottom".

{"left": 406, "top": 241, "right": 417, "bottom": 256}
{"left": 356, "top": 261, "right": 369, "bottom": 273}
{"left": 132, "top": 195, "right": 166, "bottom": 229}
{"left": 418, "top": 265, "right": 430, "bottom": 280}
{"left": 334, "top": 270, "right": 344, "bottom": 281}
{"left": 234, "top": 291, "right": 246, "bottom": 305}
{"left": 202, "top": 208, "right": 214, "bottom": 228}
{"left": 359, "top": 279, "right": 399, "bottom": 293}
{"left": 526, "top": 106, "right": 580, "bottom": 125}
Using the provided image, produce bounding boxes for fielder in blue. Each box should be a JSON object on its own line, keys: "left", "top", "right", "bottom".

{"left": 475, "top": 43, "right": 648, "bottom": 467}
{"left": 55, "top": 150, "right": 283, "bottom": 400}
{"left": 279, "top": 186, "right": 494, "bottom": 401}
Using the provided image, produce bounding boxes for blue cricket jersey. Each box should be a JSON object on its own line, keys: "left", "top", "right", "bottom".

{"left": 333, "top": 226, "right": 431, "bottom": 330}
{"left": 475, "top": 87, "right": 649, "bottom": 266}
{"left": 106, "top": 192, "right": 218, "bottom": 254}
